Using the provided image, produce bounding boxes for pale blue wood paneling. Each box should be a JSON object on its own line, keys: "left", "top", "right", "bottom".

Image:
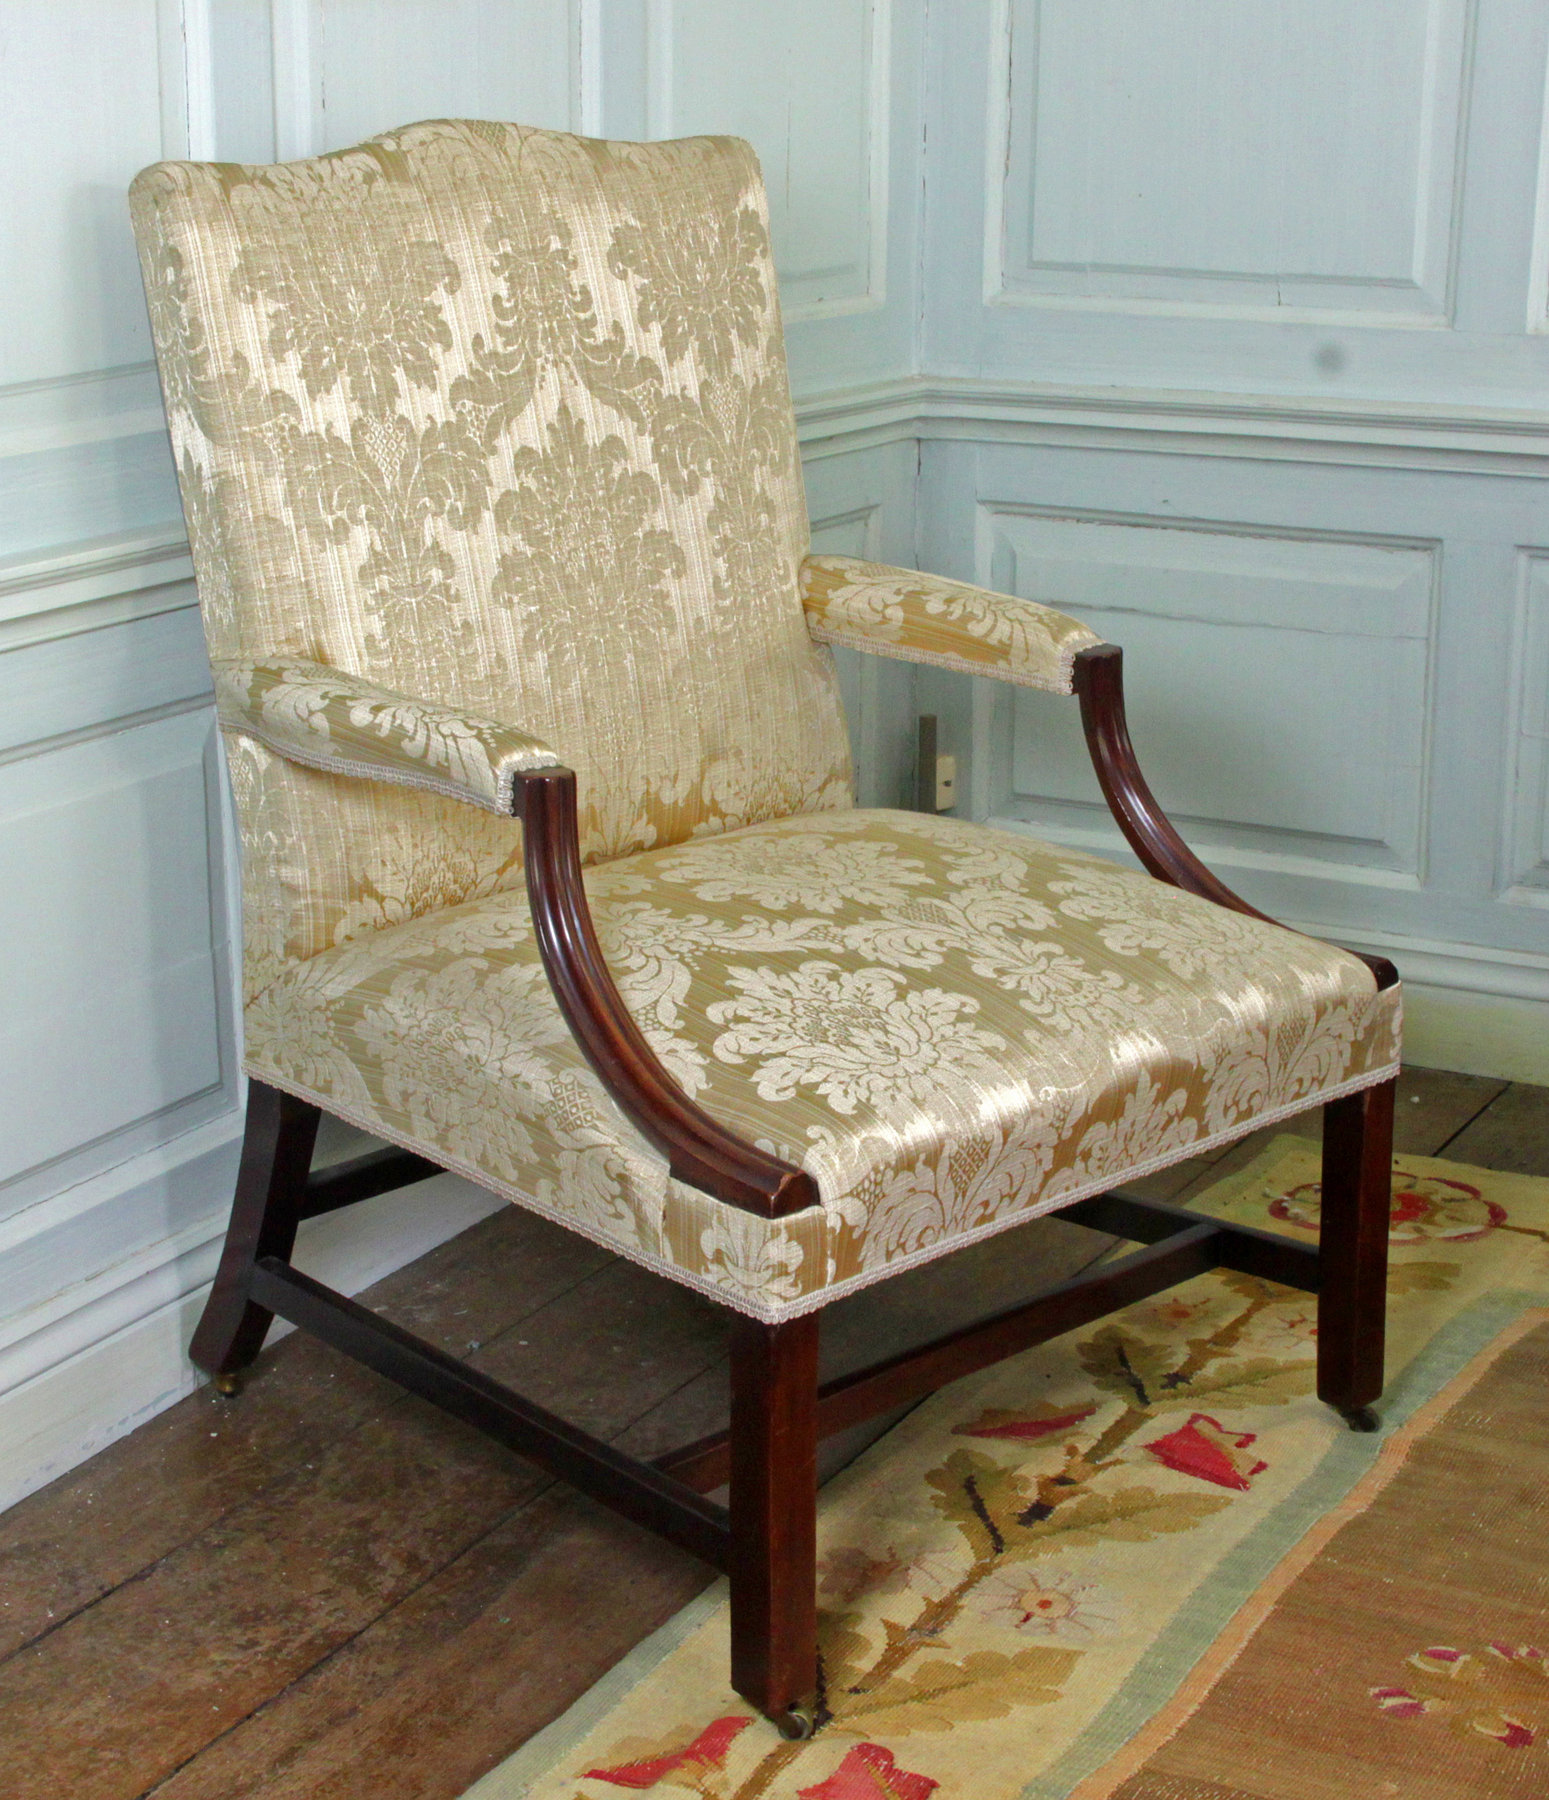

{"left": 999, "top": 0, "right": 1469, "bottom": 320}
{"left": 0, "top": 0, "right": 928, "bottom": 1504}
{"left": 0, "top": 430, "right": 181, "bottom": 565}
{"left": 207, "top": 0, "right": 278, "bottom": 161}
{"left": 1506, "top": 555, "right": 1549, "bottom": 902}
{"left": 0, "top": 598, "right": 207, "bottom": 754}
{"left": 0, "top": 3, "right": 165, "bottom": 387}
{"left": 0, "top": 709, "right": 227, "bottom": 1193}
{"left": 991, "top": 510, "right": 1432, "bottom": 874}
{"left": 925, "top": 0, "right": 1549, "bottom": 409}
{"left": 313, "top": 0, "right": 578, "bottom": 146}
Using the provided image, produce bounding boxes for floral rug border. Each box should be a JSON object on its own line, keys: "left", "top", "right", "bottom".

{"left": 1060, "top": 1301, "right": 1549, "bottom": 1798}
{"left": 1024, "top": 1286, "right": 1549, "bottom": 1799}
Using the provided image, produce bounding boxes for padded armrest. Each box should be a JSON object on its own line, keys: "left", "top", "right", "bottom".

{"left": 212, "top": 657, "right": 560, "bottom": 815}
{"left": 799, "top": 554, "right": 1104, "bottom": 696}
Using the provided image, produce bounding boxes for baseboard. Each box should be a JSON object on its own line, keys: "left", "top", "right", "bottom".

{"left": 1397, "top": 984, "right": 1549, "bottom": 1087}
{"left": 1304, "top": 927, "right": 1549, "bottom": 1087}
{"left": 0, "top": 1136, "right": 503, "bottom": 1514}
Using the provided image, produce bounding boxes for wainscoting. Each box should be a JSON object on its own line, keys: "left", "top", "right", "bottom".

{"left": 0, "top": 0, "right": 923, "bottom": 1508}
{"left": 6, "top": 0, "right": 1549, "bottom": 1512}
{"left": 913, "top": 0, "right": 1549, "bottom": 1077}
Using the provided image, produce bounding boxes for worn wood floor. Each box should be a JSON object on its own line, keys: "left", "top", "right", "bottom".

{"left": 3, "top": 1065, "right": 1545, "bottom": 1799}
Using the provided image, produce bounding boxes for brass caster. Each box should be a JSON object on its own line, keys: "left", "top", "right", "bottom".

{"left": 213, "top": 1370, "right": 245, "bottom": 1397}
{"left": 1339, "top": 1404, "right": 1379, "bottom": 1433}
{"left": 773, "top": 1706, "right": 815, "bottom": 1742}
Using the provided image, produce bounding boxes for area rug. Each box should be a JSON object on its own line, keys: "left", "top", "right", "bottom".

{"left": 1069, "top": 1304, "right": 1549, "bottom": 1798}
{"left": 465, "top": 1139, "right": 1549, "bottom": 1800}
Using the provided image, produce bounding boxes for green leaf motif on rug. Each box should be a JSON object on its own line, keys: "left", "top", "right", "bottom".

{"left": 1078, "top": 1325, "right": 1177, "bottom": 1409}
{"left": 844, "top": 1644, "right": 1082, "bottom": 1735}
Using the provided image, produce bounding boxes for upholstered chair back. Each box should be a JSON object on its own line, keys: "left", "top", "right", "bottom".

{"left": 130, "top": 122, "right": 853, "bottom": 996}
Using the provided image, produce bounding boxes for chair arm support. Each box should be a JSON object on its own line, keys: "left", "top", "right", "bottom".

{"left": 515, "top": 769, "right": 820, "bottom": 1220}
{"left": 796, "top": 563, "right": 1394, "bottom": 993}
{"left": 1073, "top": 645, "right": 1398, "bottom": 992}
{"left": 212, "top": 656, "right": 561, "bottom": 814}
{"left": 218, "top": 659, "right": 813, "bottom": 1217}
{"left": 799, "top": 554, "right": 1104, "bottom": 695}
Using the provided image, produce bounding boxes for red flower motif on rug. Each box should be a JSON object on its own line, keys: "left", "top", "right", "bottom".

{"left": 796, "top": 1743, "right": 940, "bottom": 1799}
{"left": 956, "top": 1402, "right": 1099, "bottom": 1442}
{"left": 583, "top": 1715, "right": 752, "bottom": 1787}
{"left": 1370, "top": 1642, "right": 1547, "bottom": 1751}
{"left": 1269, "top": 1170, "right": 1507, "bottom": 1244}
{"left": 1143, "top": 1414, "right": 1267, "bottom": 1491}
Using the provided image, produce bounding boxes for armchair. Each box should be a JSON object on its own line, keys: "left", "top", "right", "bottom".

{"left": 130, "top": 122, "right": 1398, "bottom": 1738}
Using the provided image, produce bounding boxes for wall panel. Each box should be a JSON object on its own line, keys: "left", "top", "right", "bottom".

{"left": 0, "top": 722, "right": 222, "bottom": 1182}
{"left": 996, "top": 0, "right": 1471, "bottom": 322}
{"left": 986, "top": 509, "right": 1433, "bottom": 877}
{"left": 656, "top": 0, "right": 890, "bottom": 317}
{"left": 309, "top": 0, "right": 579, "bottom": 149}
{"left": 927, "top": 1, "right": 1549, "bottom": 409}
{"left": 1505, "top": 551, "right": 1549, "bottom": 901}
{"left": 0, "top": 4, "right": 167, "bottom": 386}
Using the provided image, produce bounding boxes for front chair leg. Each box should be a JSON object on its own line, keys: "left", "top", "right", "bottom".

{"left": 728, "top": 1312, "right": 820, "bottom": 1735}
{"left": 1317, "top": 1076, "right": 1397, "bottom": 1429}
{"left": 190, "top": 1079, "right": 319, "bottom": 1390}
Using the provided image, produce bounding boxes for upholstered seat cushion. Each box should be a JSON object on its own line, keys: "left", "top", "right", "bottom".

{"left": 245, "top": 809, "right": 1400, "bottom": 1319}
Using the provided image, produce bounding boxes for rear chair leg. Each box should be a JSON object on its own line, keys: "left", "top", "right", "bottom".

{"left": 728, "top": 1313, "right": 820, "bottom": 1736}
{"left": 1317, "top": 1076, "right": 1396, "bottom": 1430}
{"left": 190, "top": 1079, "right": 319, "bottom": 1390}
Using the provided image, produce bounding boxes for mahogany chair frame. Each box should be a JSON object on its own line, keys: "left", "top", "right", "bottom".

{"left": 193, "top": 641, "right": 1398, "bottom": 1737}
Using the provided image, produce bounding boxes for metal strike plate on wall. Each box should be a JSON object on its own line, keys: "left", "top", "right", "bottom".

{"left": 915, "top": 716, "right": 957, "bottom": 813}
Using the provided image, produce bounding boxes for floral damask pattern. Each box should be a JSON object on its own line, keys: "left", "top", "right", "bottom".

{"left": 607, "top": 190, "right": 769, "bottom": 369}
{"left": 213, "top": 656, "right": 557, "bottom": 813}
{"left": 648, "top": 825, "right": 936, "bottom": 916}
{"left": 241, "top": 809, "right": 1400, "bottom": 1317}
{"left": 800, "top": 555, "right": 1104, "bottom": 693}
{"left": 229, "top": 177, "right": 460, "bottom": 411}
{"left": 130, "top": 122, "right": 853, "bottom": 970}
{"left": 706, "top": 962, "right": 1009, "bottom": 1116}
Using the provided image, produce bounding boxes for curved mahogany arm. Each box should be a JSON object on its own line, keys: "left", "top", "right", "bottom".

{"left": 515, "top": 768, "right": 820, "bottom": 1219}
{"left": 1073, "top": 644, "right": 1398, "bottom": 992}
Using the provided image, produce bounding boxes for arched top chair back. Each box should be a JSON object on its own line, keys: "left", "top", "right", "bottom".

{"left": 130, "top": 122, "right": 852, "bottom": 984}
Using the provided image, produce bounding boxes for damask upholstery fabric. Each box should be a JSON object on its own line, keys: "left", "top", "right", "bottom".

{"left": 243, "top": 808, "right": 1402, "bottom": 1320}
{"left": 801, "top": 555, "right": 1104, "bottom": 694}
{"left": 214, "top": 657, "right": 558, "bottom": 813}
{"left": 130, "top": 121, "right": 853, "bottom": 980}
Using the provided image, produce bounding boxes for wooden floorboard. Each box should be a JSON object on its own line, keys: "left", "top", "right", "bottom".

{"left": 144, "top": 1489, "right": 707, "bottom": 1800}
{"left": 0, "top": 1206, "right": 606, "bottom": 1665}
{"left": 2, "top": 1065, "right": 1544, "bottom": 1799}
{"left": 1438, "top": 1076, "right": 1549, "bottom": 1174}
